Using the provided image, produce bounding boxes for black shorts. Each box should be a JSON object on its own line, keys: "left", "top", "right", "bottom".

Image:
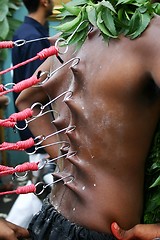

{"left": 28, "top": 197, "right": 117, "bottom": 240}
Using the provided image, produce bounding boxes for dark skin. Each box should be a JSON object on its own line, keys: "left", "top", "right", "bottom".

{"left": 16, "top": 15, "right": 160, "bottom": 238}
{"left": 0, "top": 96, "right": 9, "bottom": 109}
{"left": 111, "top": 222, "right": 160, "bottom": 240}
{"left": 0, "top": 219, "right": 30, "bottom": 240}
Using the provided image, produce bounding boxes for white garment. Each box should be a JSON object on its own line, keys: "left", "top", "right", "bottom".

{"left": 6, "top": 180, "right": 42, "bottom": 228}
{"left": 6, "top": 153, "right": 50, "bottom": 228}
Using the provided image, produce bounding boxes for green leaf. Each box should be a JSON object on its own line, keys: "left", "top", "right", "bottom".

{"left": 97, "top": 11, "right": 117, "bottom": 38}
{"left": 62, "top": 3, "right": 81, "bottom": 16}
{"left": 150, "top": 176, "right": 160, "bottom": 188}
{"left": 8, "top": 2, "right": 21, "bottom": 11}
{"left": 86, "top": 5, "right": 97, "bottom": 27}
{"left": 64, "top": 0, "right": 88, "bottom": 7}
{"left": 100, "top": 0, "right": 116, "bottom": 13}
{"left": 117, "top": 0, "right": 134, "bottom": 5}
{"left": 126, "top": 10, "right": 141, "bottom": 35}
{"left": 117, "top": 8, "right": 124, "bottom": 21}
{"left": 102, "top": 7, "right": 117, "bottom": 36}
{"left": 7, "top": 17, "right": 21, "bottom": 39}
{"left": 0, "top": 3, "right": 8, "bottom": 22}
{"left": 129, "top": 12, "right": 151, "bottom": 39}
{"left": 54, "top": 12, "right": 82, "bottom": 32}
{"left": 0, "top": 17, "right": 9, "bottom": 39}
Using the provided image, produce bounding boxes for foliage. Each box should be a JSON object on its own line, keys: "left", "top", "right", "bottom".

{"left": 143, "top": 124, "right": 160, "bottom": 224}
{"left": 0, "top": 0, "right": 22, "bottom": 66}
{"left": 54, "top": 0, "right": 160, "bottom": 48}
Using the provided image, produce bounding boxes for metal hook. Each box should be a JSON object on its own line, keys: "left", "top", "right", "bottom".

{"left": 14, "top": 171, "right": 28, "bottom": 179}
{"left": 14, "top": 39, "right": 26, "bottom": 47}
{"left": 14, "top": 37, "right": 49, "bottom": 47}
{"left": 55, "top": 38, "right": 68, "bottom": 55}
{"left": 30, "top": 90, "right": 72, "bottom": 117}
{"left": 38, "top": 57, "right": 80, "bottom": 85}
{"left": 14, "top": 109, "right": 59, "bottom": 131}
{"left": 66, "top": 20, "right": 89, "bottom": 44}
{"left": 32, "top": 125, "right": 75, "bottom": 147}
{"left": 38, "top": 159, "right": 60, "bottom": 173}
{"left": 47, "top": 153, "right": 68, "bottom": 164}
{"left": 12, "top": 156, "right": 62, "bottom": 179}
{"left": 35, "top": 174, "right": 74, "bottom": 195}
{"left": 26, "top": 140, "right": 70, "bottom": 155}
{"left": 3, "top": 82, "right": 15, "bottom": 91}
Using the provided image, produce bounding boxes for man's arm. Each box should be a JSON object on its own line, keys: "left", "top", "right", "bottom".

{"left": 16, "top": 56, "right": 59, "bottom": 159}
{"left": 0, "top": 218, "right": 30, "bottom": 240}
{"left": 111, "top": 222, "right": 160, "bottom": 240}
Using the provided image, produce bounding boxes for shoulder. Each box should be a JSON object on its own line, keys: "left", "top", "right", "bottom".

{"left": 145, "top": 15, "right": 160, "bottom": 56}
{"left": 133, "top": 15, "right": 160, "bottom": 58}
{"left": 13, "top": 23, "right": 37, "bottom": 41}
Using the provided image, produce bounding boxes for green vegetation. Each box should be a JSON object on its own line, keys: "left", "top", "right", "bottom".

{"left": 55, "top": 0, "right": 160, "bottom": 48}
{"left": 0, "top": 0, "right": 22, "bottom": 68}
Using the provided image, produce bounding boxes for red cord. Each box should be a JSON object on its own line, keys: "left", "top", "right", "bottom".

{"left": 0, "top": 75, "right": 41, "bottom": 96}
{"left": 0, "top": 85, "right": 4, "bottom": 92}
{"left": 0, "top": 108, "right": 33, "bottom": 128}
{"left": 0, "top": 162, "right": 39, "bottom": 176}
{"left": 0, "top": 41, "right": 14, "bottom": 49}
{"left": 0, "top": 137, "right": 35, "bottom": 151}
{"left": 0, "top": 184, "right": 36, "bottom": 196}
{"left": 0, "top": 46, "right": 59, "bottom": 75}
{"left": 0, "top": 165, "right": 13, "bottom": 172}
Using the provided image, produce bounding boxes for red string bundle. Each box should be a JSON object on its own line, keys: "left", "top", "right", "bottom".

{"left": 0, "top": 75, "right": 41, "bottom": 96}
{"left": 0, "top": 137, "right": 35, "bottom": 151}
{"left": 0, "top": 162, "right": 39, "bottom": 176}
{"left": 0, "top": 41, "right": 14, "bottom": 49}
{"left": 0, "top": 184, "right": 36, "bottom": 196}
{"left": 0, "top": 46, "right": 59, "bottom": 75}
{"left": 0, "top": 165, "right": 13, "bottom": 171}
{"left": 0, "top": 108, "right": 33, "bottom": 128}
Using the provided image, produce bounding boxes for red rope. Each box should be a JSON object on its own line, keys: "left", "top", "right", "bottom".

{"left": 0, "top": 75, "right": 41, "bottom": 96}
{"left": 0, "top": 137, "right": 35, "bottom": 151}
{"left": 0, "top": 184, "right": 36, "bottom": 196}
{"left": 0, "top": 108, "right": 33, "bottom": 128}
{"left": 0, "top": 162, "right": 39, "bottom": 176}
{"left": 0, "top": 46, "right": 59, "bottom": 75}
{"left": 0, "top": 85, "right": 4, "bottom": 92}
{"left": 0, "top": 41, "right": 14, "bottom": 49}
{"left": 0, "top": 165, "right": 13, "bottom": 172}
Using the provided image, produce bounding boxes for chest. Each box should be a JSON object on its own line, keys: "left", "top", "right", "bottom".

{"left": 73, "top": 35, "right": 159, "bottom": 107}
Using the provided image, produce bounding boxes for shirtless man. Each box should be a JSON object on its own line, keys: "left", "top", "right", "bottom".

{"left": 16, "top": 3, "right": 160, "bottom": 240}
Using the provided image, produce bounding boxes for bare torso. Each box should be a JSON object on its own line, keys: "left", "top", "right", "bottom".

{"left": 26, "top": 16, "right": 160, "bottom": 234}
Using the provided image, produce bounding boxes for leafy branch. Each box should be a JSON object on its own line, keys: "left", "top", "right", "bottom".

{"left": 54, "top": 0, "right": 160, "bottom": 47}
{"left": 0, "top": 0, "right": 22, "bottom": 65}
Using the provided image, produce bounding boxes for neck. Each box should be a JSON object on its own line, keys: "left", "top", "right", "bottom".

{"left": 28, "top": 10, "right": 47, "bottom": 26}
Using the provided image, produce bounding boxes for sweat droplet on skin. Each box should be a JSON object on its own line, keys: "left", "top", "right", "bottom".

{"left": 82, "top": 186, "right": 85, "bottom": 190}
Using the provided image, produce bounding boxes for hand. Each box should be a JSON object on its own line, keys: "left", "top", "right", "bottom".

{"left": 0, "top": 218, "right": 30, "bottom": 240}
{"left": 0, "top": 96, "right": 9, "bottom": 109}
{"left": 111, "top": 222, "right": 160, "bottom": 240}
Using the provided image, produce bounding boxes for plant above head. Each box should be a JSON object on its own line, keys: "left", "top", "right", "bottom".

{"left": 0, "top": 0, "right": 22, "bottom": 64}
{"left": 54, "top": 0, "right": 160, "bottom": 47}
